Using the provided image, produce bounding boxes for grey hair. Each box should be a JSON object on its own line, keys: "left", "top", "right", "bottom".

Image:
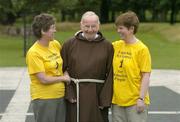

{"left": 81, "top": 11, "right": 100, "bottom": 24}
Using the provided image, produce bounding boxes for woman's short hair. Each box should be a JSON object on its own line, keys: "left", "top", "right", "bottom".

{"left": 32, "top": 13, "right": 55, "bottom": 39}
{"left": 115, "top": 11, "right": 139, "bottom": 34}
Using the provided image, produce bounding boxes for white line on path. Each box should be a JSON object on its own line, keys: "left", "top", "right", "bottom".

{"left": 0, "top": 68, "right": 31, "bottom": 122}
{"left": 1, "top": 111, "right": 180, "bottom": 116}
{"left": 148, "top": 111, "right": 180, "bottom": 115}
{"left": 108, "top": 111, "right": 180, "bottom": 115}
{"left": 150, "top": 69, "right": 180, "bottom": 94}
{"left": 0, "top": 113, "right": 33, "bottom": 116}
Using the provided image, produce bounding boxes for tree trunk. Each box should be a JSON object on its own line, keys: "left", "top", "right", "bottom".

{"left": 61, "top": 10, "right": 66, "bottom": 22}
{"left": 138, "top": 9, "right": 146, "bottom": 22}
{"left": 100, "top": 0, "right": 110, "bottom": 23}
{"left": 170, "top": 0, "right": 176, "bottom": 24}
{"left": 111, "top": 10, "right": 115, "bottom": 22}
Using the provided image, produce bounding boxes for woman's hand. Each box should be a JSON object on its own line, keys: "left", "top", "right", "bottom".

{"left": 136, "top": 99, "right": 146, "bottom": 113}
{"left": 62, "top": 71, "right": 71, "bottom": 84}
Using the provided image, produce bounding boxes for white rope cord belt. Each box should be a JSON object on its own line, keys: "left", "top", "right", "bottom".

{"left": 70, "top": 78, "right": 105, "bottom": 122}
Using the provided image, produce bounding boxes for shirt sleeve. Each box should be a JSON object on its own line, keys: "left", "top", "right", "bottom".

{"left": 26, "top": 51, "right": 45, "bottom": 75}
{"left": 139, "top": 47, "right": 151, "bottom": 72}
{"left": 53, "top": 40, "right": 61, "bottom": 51}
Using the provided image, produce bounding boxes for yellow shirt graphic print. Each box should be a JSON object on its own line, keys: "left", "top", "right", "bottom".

{"left": 113, "top": 50, "right": 133, "bottom": 82}
{"left": 112, "top": 40, "right": 151, "bottom": 106}
{"left": 26, "top": 40, "right": 65, "bottom": 100}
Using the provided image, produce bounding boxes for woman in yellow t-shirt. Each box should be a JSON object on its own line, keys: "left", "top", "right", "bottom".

{"left": 26, "top": 13, "right": 70, "bottom": 122}
{"left": 112, "top": 11, "right": 151, "bottom": 122}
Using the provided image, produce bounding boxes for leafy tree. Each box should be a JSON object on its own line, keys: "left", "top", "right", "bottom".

{"left": 76, "top": 0, "right": 101, "bottom": 19}
{"left": 0, "top": 0, "right": 16, "bottom": 25}
{"left": 59, "top": 0, "right": 78, "bottom": 21}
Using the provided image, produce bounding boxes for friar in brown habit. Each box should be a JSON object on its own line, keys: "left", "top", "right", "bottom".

{"left": 61, "top": 11, "right": 114, "bottom": 122}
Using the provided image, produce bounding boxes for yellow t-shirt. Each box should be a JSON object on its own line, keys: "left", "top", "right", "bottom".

{"left": 112, "top": 40, "right": 151, "bottom": 106}
{"left": 26, "top": 40, "right": 65, "bottom": 100}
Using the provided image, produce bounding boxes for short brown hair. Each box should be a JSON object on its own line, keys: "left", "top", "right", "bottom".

{"left": 115, "top": 11, "right": 139, "bottom": 34}
{"left": 32, "top": 13, "right": 55, "bottom": 39}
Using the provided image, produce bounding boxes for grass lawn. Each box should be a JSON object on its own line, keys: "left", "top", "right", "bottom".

{"left": 0, "top": 35, "right": 25, "bottom": 67}
{"left": 0, "top": 23, "right": 180, "bottom": 69}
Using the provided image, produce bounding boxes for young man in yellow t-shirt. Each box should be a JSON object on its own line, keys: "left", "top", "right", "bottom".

{"left": 26, "top": 13, "right": 70, "bottom": 122}
{"left": 112, "top": 11, "right": 151, "bottom": 122}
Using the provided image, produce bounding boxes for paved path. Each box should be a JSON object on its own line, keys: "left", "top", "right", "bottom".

{"left": 0, "top": 67, "right": 180, "bottom": 122}
{"left": 0, "top": 67, "right": 30, "bottom": 122}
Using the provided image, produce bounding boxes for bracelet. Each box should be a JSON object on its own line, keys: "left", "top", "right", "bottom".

{"left": 138, "top": 97, "right": 144, "bottom": 101}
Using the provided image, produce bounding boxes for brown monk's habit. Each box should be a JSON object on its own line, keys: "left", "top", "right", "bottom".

{"left": 61, "top": 31, "right": 114, "bottom": 122}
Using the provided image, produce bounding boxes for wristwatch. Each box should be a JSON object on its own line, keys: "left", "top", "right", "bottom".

{"left": 138, "top": 97, "right": 144, "bottom": 101}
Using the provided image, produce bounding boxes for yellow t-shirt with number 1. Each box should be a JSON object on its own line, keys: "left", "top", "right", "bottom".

{"left": 112, "top": 40, "right": 151, "bottom": 106}
{"left": 26, "top": 40, "right": 65, "bottom": 100}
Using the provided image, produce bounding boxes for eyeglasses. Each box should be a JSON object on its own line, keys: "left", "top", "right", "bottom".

{"left": 82, "top": 24, "right": 97, "bottom": 30}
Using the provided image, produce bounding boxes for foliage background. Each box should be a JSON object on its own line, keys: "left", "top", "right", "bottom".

{"left": 0, "top": 0, "right": 180, "bottom": 69}
{"left": 0, "top": 23, "right": 180, "bottom": 69}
